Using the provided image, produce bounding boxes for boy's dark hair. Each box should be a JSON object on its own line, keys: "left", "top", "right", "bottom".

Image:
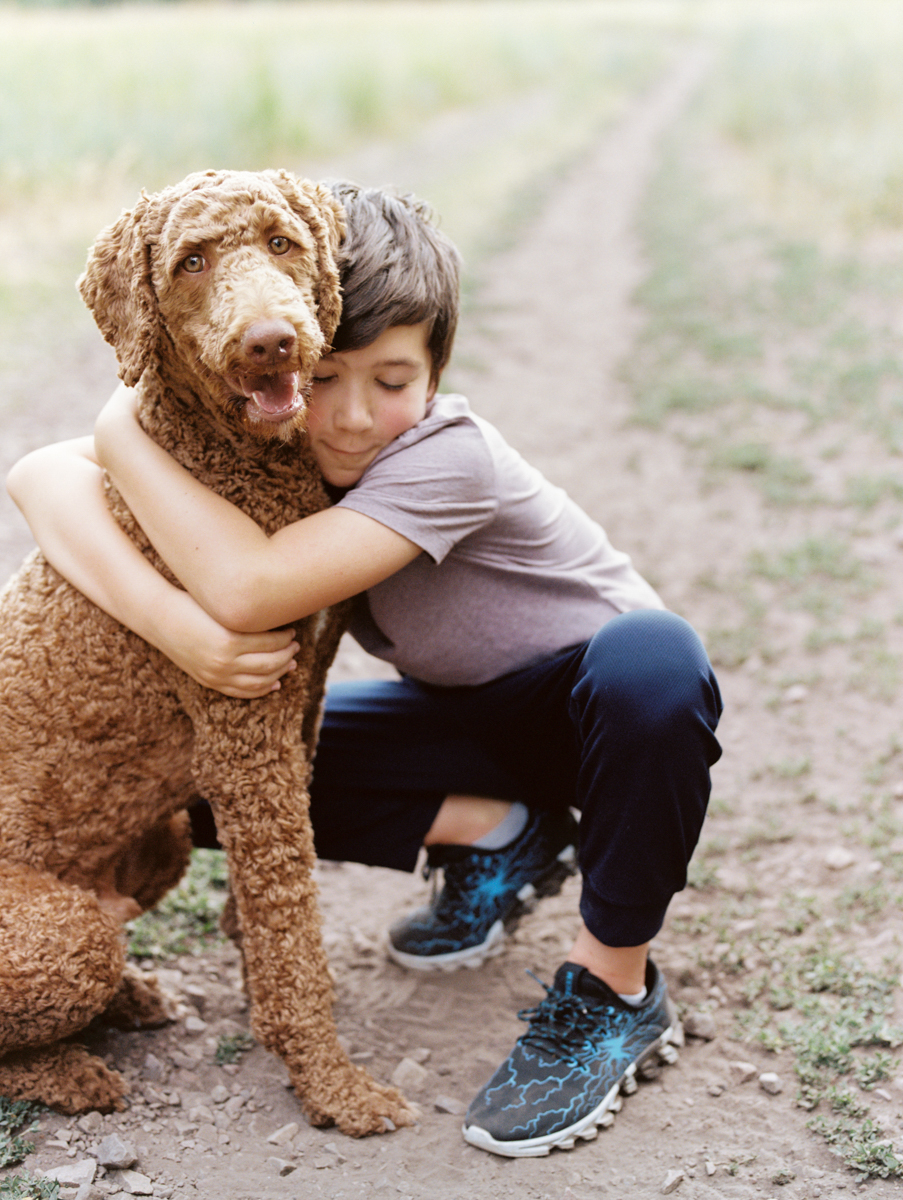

{"left": 327, "top": 181, "right": 462, "bottom": 382}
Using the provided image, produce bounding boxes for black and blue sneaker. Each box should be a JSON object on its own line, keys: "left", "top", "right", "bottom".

{"left": 462, "top": 959, "right": 678, "bottom": 1157}
{"left": 387, "top": 808, "right": 578, "bottom": 971}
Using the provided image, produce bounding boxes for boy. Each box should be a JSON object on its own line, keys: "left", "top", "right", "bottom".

{"left": 8, "top": 182, "right": 722, "bottom": 1158}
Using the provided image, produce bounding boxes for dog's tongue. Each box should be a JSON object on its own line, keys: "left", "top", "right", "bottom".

{"left": 243, "top": 371, "right": 299, "bottom": 415}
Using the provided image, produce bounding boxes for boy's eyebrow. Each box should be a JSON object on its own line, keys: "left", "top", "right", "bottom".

{"left": 321, "top": 352, "right": 424, "bottom": 370}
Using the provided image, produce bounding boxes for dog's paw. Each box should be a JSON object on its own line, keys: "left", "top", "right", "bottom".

{"left": 0, "top": 1043, "right": 129, "bottom": 1115}
{"left": 100, "top": 966, "right": 178, "bottom": 1030}
{"left": 296, "top": 1063, "right": 418, "bottom": 1138}
{"left": 99, "top": 960, "right": 182, "bottom": 1027}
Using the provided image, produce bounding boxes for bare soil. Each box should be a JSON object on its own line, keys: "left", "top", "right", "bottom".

{"left": 3, "top": 48, "right": 903, "bottom": 1200}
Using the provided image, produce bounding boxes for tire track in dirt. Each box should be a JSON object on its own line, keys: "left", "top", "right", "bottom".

{"left": 452, "top": 45, "right": 712, "bottom": 459}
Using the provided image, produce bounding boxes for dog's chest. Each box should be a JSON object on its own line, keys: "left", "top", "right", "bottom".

{"left": 142, "top": 395, "right": 330, "bottom": 536}
{"left": 197, "top": 456, "right": 325, "bottom": 535}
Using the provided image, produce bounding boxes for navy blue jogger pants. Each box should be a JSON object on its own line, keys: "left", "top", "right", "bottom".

{"left": 308, "top": 609, "right": 723, "bottom": 948}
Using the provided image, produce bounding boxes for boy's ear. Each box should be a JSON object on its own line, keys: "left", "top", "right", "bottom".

{"left": 263, "top": 170, "right": 345, "bottom": 346}
{"left": 77, "top": 195, "right": 159, "bottom": 388}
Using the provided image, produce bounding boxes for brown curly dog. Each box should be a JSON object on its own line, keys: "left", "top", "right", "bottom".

{"left": 0, "top": 169, "right": 412, "bottom": 1137}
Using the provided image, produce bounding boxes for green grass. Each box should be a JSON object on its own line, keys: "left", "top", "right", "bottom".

{"left": 744, "top": 536, "right": 877, "bottom": 633}
{"left": 777, "top": 893, "right": 821, "bottom": 937}
{"left": 0, "top": 1175, "right": 59, "bottom": 1200}
{"left": 733, "top": 942, "right": 903, "bottom": 1178}
{"left": 0, "top": 1, "right": 667, "bottom": 197}
{"left": 0, "top": 0, "right": 676, "bottom": 378}
{"left": 214, "top": 1031, "right": 255, "bottom": 1066}
{"left": 127, "top": 848, "right": 229, "bottom": 960}
{"left": 0, "top": 1099, "right": 43, "bottom": 1172}
{"left": 808, "top": 1114, "right": 903, "bottom": 1182}
{"left": 686, "top": 838, "right": 723, "bottom": 890}
{"left": 849, "top": 645, "right": 901, "bottom": 703}
{"left": 725, "top": 877, "right": 903, "bottom": 1158}
{"left": 748, "top": 536, "right": 868, "bottom": 589}
{"left": 844, "top": 473, "right": 903, "bottom": 510}
{"left": 709, "top": 441, "right": 815, "bottom": 506}
{"left": 707, "top": 2, "right": 903, "bottom": 239}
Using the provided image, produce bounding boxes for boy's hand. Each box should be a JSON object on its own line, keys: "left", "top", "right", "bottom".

{"left": 157, "top": 589, "right": 299, "bottom": 698}
{"left": 94, "top": 384, "right": 300, "bottom": 696}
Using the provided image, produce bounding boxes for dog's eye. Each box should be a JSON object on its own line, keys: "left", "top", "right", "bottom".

{"left": 181, "top": 253, "right": 207, "bottom": 274}
{"left": 269, "top": 236, "right": 292, "bottom": 256}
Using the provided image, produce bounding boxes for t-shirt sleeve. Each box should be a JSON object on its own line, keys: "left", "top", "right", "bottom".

{"left": 336, "top": 419, "right": 499, "bottom": 563}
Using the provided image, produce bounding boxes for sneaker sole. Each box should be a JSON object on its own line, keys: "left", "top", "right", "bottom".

{"left": 461, "top": 1021, "right": 679, "bottom": 1158}
{"left": 386, "top": 843, "right": 578, "bottom": 973}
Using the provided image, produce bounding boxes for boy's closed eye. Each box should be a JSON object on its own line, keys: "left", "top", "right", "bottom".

{"left": 311, "top": 373, "right": 416, "bottom": 392}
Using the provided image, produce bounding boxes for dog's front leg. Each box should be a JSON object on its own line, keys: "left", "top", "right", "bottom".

{"left": 189, "top": 709, "right": 415, "bottom": 1137}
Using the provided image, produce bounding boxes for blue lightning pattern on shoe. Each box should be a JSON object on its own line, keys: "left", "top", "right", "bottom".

{"left": 463, "top": 960, "right": 678, "bottom": 1157}
{"left": 387, "top": 809, "right": 579, "bottom": 971}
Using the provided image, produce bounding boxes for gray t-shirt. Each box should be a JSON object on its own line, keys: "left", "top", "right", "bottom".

{"left": 337, "top": 393, "right": 663, "bottom": 686}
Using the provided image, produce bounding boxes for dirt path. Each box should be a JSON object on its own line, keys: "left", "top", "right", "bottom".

{"left": 3, "top": 46, "right": 902, "bottom": 1200}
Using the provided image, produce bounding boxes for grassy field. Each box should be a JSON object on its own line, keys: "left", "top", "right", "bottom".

{"left": 0, "top": 0, "right": 677, "bottom": 368}
{"left": 1, "top": 1, "right": 673, "bottom": 190}
{"left": 3, "top": 0, "right": 903, "bottom": 346}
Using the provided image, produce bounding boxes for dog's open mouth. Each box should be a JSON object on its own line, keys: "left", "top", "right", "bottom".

{"left": 235, "top": 371, "right": 304, "bottom": 425}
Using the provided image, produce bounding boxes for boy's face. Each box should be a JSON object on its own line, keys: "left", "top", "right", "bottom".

{"left": 307, "top": 322, "right": 436, "bottom": 487}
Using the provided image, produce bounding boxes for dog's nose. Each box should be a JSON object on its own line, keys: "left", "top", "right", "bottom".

{"left": 242, "top": 319, "right": 297, "bottom": 366}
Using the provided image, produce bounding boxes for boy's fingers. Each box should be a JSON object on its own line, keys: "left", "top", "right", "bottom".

{"left": 234, "top": 638, "right": 299, "bottom": 663}
{"left": 230, "top": 659, "right": 296, "bottom": 691}
{"left": 250, "top": 629, "right": 297, "bottom": 651}
{"left": 221, "top": 677, "right": 282, "bottom": 699}
{"left": 236, "top": 652, "right": 297, "bottom": 676}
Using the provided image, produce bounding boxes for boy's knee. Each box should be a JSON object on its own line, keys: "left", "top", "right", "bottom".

{"left": 573, "top": 610, "right": 721, "bottom": 736}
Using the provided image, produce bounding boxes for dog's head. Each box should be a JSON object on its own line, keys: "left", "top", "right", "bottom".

{"left": 78, "top": 169, "right": 345, "bottom": 441}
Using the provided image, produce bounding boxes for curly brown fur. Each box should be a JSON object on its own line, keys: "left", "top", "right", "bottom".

{"left": 0, "top": 170, "right": 412, "bottom": 1134}
{"left": 99, "top": 966, "right": 178, "bottom": 1031}
{"left": 0, "top": 1044, "right": 128, "bottom": 1115}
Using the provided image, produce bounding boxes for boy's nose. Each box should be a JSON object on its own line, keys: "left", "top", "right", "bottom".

{"left": 334, "top": 393, "right": 373, "bottom": 432}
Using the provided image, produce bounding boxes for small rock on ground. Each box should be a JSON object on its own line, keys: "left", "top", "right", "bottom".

{"left": 682, "top": 1011, "right": 716, "bottom": 1040}
{"left": 662, "top": 1167, "right": 685, "bottom": 1194}
{"left": 392, "top": 1057, "right": 429, "bottom": 1090}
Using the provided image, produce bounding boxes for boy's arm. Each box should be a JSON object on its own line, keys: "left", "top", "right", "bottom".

{"left": 6, "top": 438, "right": 300, "bottom": 698}
{"left": 94, "top": 385, "right": 422, "bottom": 633}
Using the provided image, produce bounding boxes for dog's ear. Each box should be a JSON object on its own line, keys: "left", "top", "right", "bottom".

{"left": 77, "top": 194, "right": 158, "bottom": 388}
{"left": 264, "top": 171, "right": 345, "bottom": 346}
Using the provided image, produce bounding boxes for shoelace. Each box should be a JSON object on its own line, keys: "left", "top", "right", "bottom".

{"left": 421, "top": 849, "right": 494, "bottom": 914}
{"left": 516, "top": 974, "right": 610, "bottom": 1068}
